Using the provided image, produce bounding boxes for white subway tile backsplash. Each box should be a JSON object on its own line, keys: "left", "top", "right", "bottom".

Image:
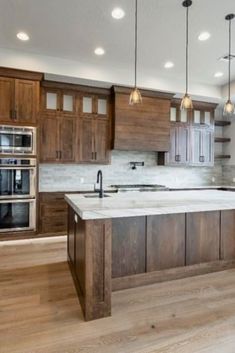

{"left": 39, "top": 150, "right": 223, "bottom": 192}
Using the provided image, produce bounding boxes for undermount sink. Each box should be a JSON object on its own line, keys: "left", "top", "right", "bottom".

{"left": 84, "top": 194, "right": 110, "bottom": 198}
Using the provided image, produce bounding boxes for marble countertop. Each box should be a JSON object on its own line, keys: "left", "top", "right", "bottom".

{"left": 65, "top": 190, "right": 235, "bottom": 220}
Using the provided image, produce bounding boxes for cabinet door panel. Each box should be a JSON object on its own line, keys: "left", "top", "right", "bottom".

{"left": 80, "top": 118, "right": 94, "bottom": 162}
{"left": 40, "top": 116, "right": 59, "bottom": 162}
{"left": 112, "top": 217, "right": 146, "bottom": 278}
{"left": 68, "top": 207, "right": 75, "bottom": 264}
{"left": 178, "top": 125, "right": 190, "bottom": 164}
{"left": 15, "top": 79, "right": 39, "bottom": 124}
{"left": 60, "top": 117, "right": 76, "bottom": 162}
{"left": 202, "top": 129, "right": 214, "bottom": 166}
{"left": 0, "top": 77, "right": 14, "bottom": 123}
{"left": 95, "top": 120, "right": 109, "bottom": 163}
{"left": 221, "top": 210, "right": 235, "bottom": 260}
{"left": 186, "top": 211, "right": 220, "bottom": 265}
{"left": 147, "top": 214, "right": 185, "bottom": 271}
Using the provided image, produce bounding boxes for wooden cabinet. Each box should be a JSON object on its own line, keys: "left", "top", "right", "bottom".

{"left": 0, "top": 77, "right": 39, "bottom": 125}
{"left": 164, "top": 123, "right": 190, "bottom": 165}
{"left": 190, "top": 126, "right": 214, "bottom": 166}
{"left": 186, "top": 211, "right": 220, "bottom": 265}
{"left": 112, "top": 217, "right": 146, "bottom": 278}
{"left": 113, "top": 87, "right": 173, "bottom": 152}
{"left": 80, "top": 118, "right": 110, "bottom": 163}
{"left": 42, "top": 88, "right": 77, "bottom": 116}
{"left": 147, "top": 214, "right": 186, "bottom": 271}
{"left": 39, "top": 193, "right": 68, "bottom": 235}
{"left": 81, "top": 94, "right": 109, "bottom": 118}
{"left": 221, "top": 210, "right": 235, "bottom": 260}
{"left": 68, "top": 206, "right": 75, "bottom": 264}
{"left": 40, "top": 115, "right": 76, "bottom": 163}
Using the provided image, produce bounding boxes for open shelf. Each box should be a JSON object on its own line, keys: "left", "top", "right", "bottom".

{"left": 215, "top": 120, "right": 231, "bottom": 127}
{"left": 215, "top": 155, "right": 231, "bottom": 160}
{"left": 214, "top": 137, "right": 231, "bottom": 143}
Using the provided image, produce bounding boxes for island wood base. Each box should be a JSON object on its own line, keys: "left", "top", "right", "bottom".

{"left": 67, "top": 206, "right": 235, "bottom": 321}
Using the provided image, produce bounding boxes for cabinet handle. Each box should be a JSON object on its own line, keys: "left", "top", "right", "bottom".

{"left": 175, "top": 155, "right": 181, "bottom": 162}
{"left": 199, "top": 156, "right": 205, "bottom": 163}
{"left": 95, "top": 152, "right": 97, "bottom": 160}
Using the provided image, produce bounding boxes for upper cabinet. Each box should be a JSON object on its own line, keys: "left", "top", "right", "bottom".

{"left": 112, "top": 86, "right": 174, "bottom": 152}
{"left": 81, "top": 94, "right": 109, "bottom": 119}
{"left": 41, "top": 87, "right": 77, "bottom": 116}
{"left": 158, "top": 100, "right": 217, "bottom": 167}
{"left": 0, "top": 76, "right": 40, "bottom": 125}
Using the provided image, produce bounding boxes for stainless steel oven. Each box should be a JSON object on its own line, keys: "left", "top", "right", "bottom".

{"left": 0, "top": 199, "right": 36, "bottom": 232}
{"left": 0, "top": 125, "right": 36, "bottom": 155}
{"left": 0, "top": 158, "right": 36, "bottom": 199}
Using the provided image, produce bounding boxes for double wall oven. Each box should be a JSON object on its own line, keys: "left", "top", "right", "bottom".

{"left": 0, "top": 126, "right": 37, "bottom": 233}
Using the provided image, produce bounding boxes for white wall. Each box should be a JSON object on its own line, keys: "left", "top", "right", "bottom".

{"left": 0, "top": 47, "right": 222, "bottom": 100}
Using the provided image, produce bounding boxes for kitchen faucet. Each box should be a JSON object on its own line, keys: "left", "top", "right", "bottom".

{"left": 96, "top": 170, "right": 104, "bottom": 198}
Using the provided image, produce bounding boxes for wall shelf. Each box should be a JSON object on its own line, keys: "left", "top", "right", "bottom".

{"left": 215, "top": 120, "right": 231, "bottom": 127}
{"left": 215, "top": 155, "right": 231, "bottom": 160}
{"left": 214, "top": 137, "right": 231, "bottom": 143}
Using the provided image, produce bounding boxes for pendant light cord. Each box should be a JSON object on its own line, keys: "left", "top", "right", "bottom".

{"left": 134, "top": 0, "right": 138, "bottom": 88}
{"left": 186, "top": 5, "right": 189, "bottom": 94}
{"left": 228, "top": 18, "right": 231, "bottom": 100}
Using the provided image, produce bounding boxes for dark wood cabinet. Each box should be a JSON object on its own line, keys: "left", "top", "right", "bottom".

{"left": 112, "top": 217, "right": 146, "bottom": 278}
{"left": 68, "top": 207, "right": 75, "bottom": 264}
{"left": 40, "top": 115, "right": 76, "bottom": 163}
{"left": 164, "top": 123, "right": 190, "bottom": 165}
{"left": 39, "top": 193, "right": 68, "bottom": 235}
{"left": 186, "top": 211, "right": 220, "bottom": 265}
{"left": 221, "top": 210, "right": 235, "bottom": 260}
{"left": 80, "top": 118, "right": 110, "bottom": 164}
{"left": 113, "top": 87, "right": 173, "bottom": 152}
{"left": 147, "top": 214, "right": 186, "bottom": 271}
{"left": 0, "top": 76, "right": 39, "bottom": 125}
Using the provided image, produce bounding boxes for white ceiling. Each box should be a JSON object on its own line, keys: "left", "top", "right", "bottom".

{"left": 0, "top": 0, "right": 234, "bottom": 89}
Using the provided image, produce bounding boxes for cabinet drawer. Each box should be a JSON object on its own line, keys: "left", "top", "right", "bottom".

{"left": 40, "top": 193, "right": 65, "bottom": 203}
{"left": 40, "top": 216, "right": 67, "bottom": 234}
{"left": 40, "top": 203, "right": 67, "bottom": 217}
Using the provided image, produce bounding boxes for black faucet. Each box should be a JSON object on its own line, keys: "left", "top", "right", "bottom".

{"left": 96, "top": 170, "right": 104, "bottom": 198}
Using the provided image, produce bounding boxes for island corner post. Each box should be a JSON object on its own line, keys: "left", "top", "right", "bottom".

{"left": 67, "top": 207, "right": 112, "bottom": 321}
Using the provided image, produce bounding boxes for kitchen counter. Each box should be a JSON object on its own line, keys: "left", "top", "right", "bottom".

{"left": 65, "top": 190, "right": 235, "bottom": 220}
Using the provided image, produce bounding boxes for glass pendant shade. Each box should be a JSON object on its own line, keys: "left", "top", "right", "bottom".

{"left": 224, "top": 99, "right": 235, "bottom": 115}
{"left": 129, "top": 87, "right": 142, "bottom": 105}
{"left": 180, "top": 93, "right": 193, "bottom": 110}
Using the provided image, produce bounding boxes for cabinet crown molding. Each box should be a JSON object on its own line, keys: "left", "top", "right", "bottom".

{"left": 0, "top": 67, "right": 44, "bottom": 81}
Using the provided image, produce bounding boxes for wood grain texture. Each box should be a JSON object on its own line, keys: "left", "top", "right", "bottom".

{"left": 2, "top": 237, "right": 235, "bottom": 353}
{"left": 113, "top": 92, "right": 171, "bottom": 152}
{"left": 186, "top": 211, "right": 220, "bottom": 265}
{"left": 112, "top": 217, "right": 146, "bottom": 278}
{"left": 147, "top": 213, "right": 186, "bottom": 271}
{"left": 221, "top": 210, "right": 235, "bottom": 260}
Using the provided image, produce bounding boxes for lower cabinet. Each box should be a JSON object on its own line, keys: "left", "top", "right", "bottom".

{"left": 186, "top": 211, "right": 220, "bottom": 265}
{"left": 221, "top": 210, "right": 235, "bottom": 260}
{"left": 147, "top": 214, "right": 186, "bottom": 271}
{"left": 39, "top": 193, "right": 68, "bottom": 235}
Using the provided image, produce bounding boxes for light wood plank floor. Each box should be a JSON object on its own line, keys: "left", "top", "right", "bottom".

{"left": 1, "top": 237, "right": 235, "bottom": 353}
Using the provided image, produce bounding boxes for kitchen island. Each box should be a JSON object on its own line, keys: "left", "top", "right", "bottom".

{"left": 65, "top": 190, "right": 235, "bottom": 321}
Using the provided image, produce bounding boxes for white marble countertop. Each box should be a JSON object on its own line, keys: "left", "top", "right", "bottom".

{"left": 65, "top": 190, "right": 235, "bottom": 220}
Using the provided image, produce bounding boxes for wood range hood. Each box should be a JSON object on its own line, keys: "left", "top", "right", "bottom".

{"left": 111, "top": 86, "right": 174, "bottom": 152}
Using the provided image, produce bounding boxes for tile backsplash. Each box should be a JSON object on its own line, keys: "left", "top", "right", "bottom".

{"left": 39, "top": 151, "right": 223, "bottom": 192}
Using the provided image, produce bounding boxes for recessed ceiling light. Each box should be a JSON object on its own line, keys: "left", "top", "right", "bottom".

{"left": 214, "top": 72, "right": 224, "bottom": 78}
{"left": 94, "top": 47, "right": 105, "bottom": 56}
{"left": 16, "top": 32, "right": 30, "bottom": 41}
{"left": 164, "top": 61, "right": 174, "bottom": 69}
{"left": 112, "top": 7, "right": 125, "bottom": 19}
{"left": 198, "top": 32, "right": 211, "bottom": 41}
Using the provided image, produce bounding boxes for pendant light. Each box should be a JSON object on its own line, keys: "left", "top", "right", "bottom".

{"left": 129, "top": 0, "right": 142, "bottom": 105}
{"left": 181, "top": 0, "right": 193, "bottom": 111}
{"left": 224, "top": 14, "right": 235, "bottom": 116}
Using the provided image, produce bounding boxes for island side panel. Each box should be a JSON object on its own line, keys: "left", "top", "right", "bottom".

{"left": 146, "top": 213, "right": 186, "bottom": 271}
{"left": 67, "top": 205, "right": 112, "bottom": 321}
{"left": 221, "top": 210, "right": 235, "bottom": 260}
{"left": 112, "top": 217, "right": 146, "bottom": 278}
{"left": 186, "top": 211, "right": 220, "bottom": 265}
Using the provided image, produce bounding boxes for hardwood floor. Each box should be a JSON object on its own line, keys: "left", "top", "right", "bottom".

{"left": 1, "top": 237, "right": 235, "bottom": 353}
